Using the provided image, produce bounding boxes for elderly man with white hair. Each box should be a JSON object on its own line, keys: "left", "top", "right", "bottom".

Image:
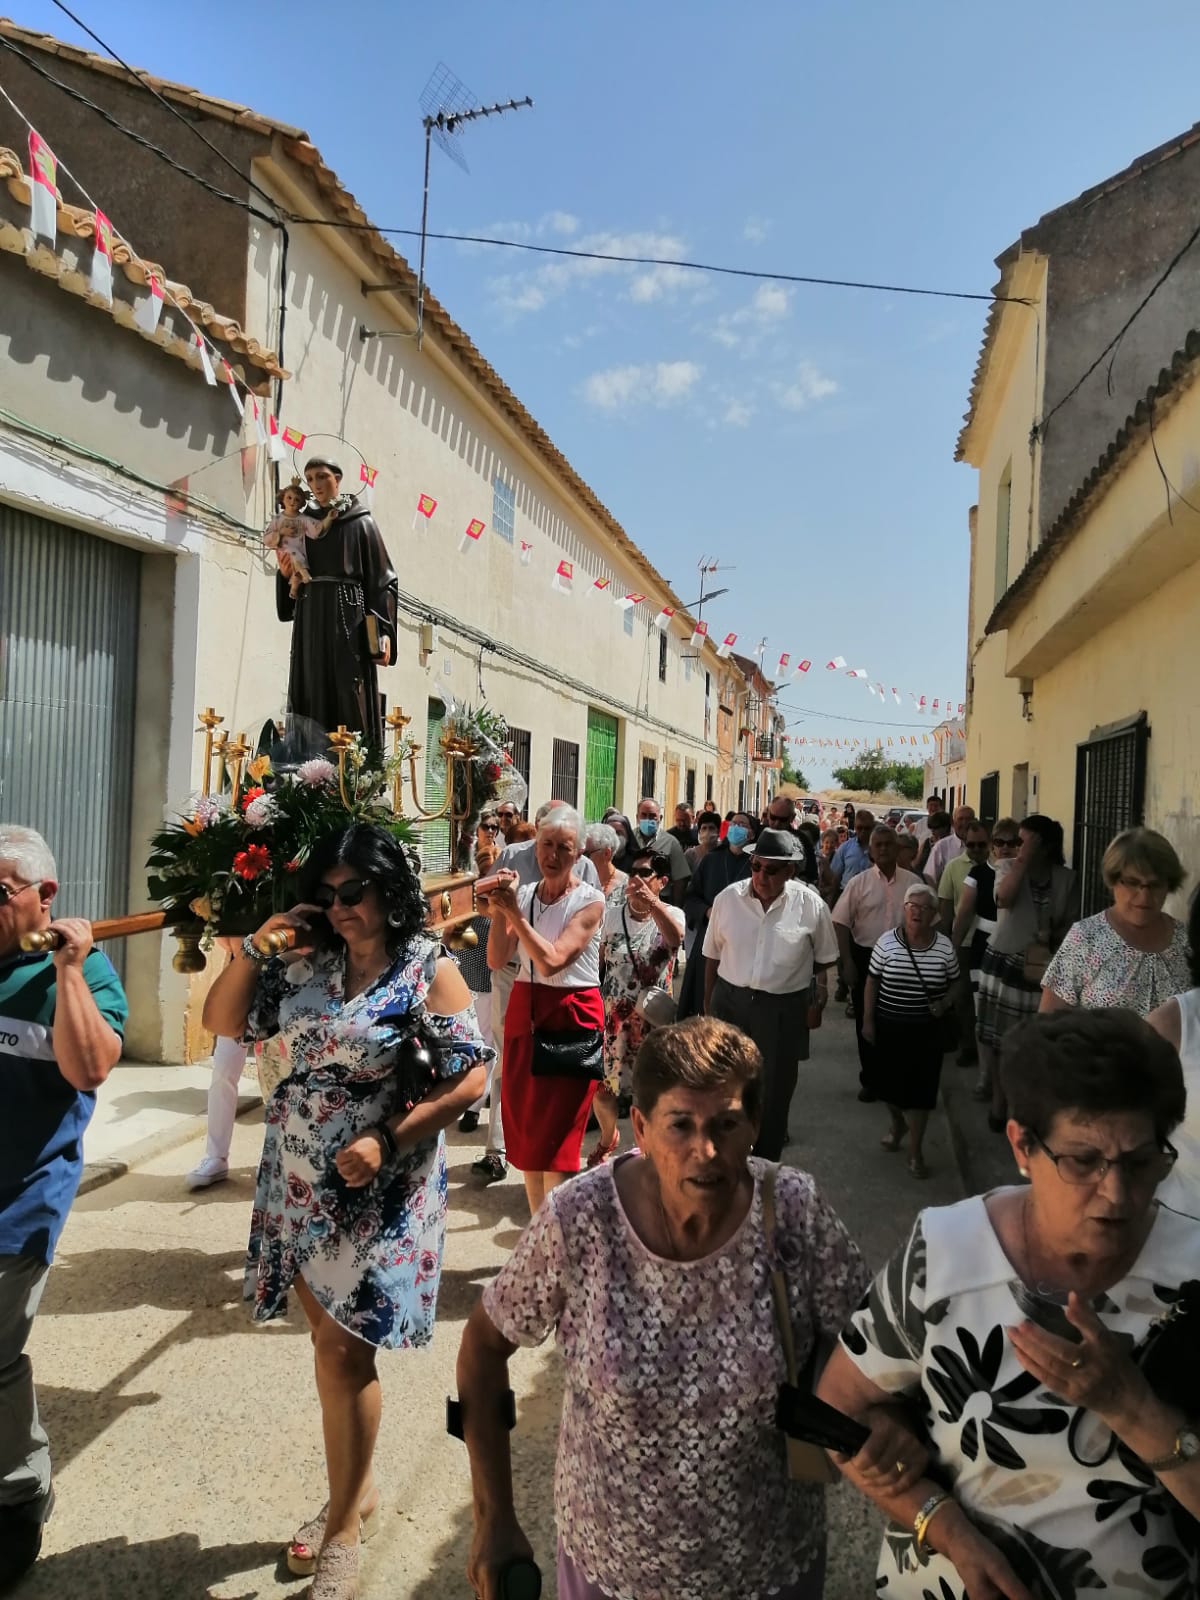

{"left": 486, "top": 805, "right": 605, "bottom": 1215}
{"left": 0, "top": 825, "right": 126, "bottom": 1587}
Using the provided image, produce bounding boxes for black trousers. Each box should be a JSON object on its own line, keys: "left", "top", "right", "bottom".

{"left": 850, "top": 939, "right": 876, "bottom": 1089}
{"left": 710, "top": 978, "right": 810, "bottom": 1162}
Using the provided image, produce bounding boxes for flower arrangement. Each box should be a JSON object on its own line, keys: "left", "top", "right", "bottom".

{"left": 440, "top": 705, "right": 525, "bottom": 870}
{"left": 147, "top": 748, "right": 415, "bottom": 946}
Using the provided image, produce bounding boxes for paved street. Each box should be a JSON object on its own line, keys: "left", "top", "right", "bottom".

{"left": 23, "top": 1007, "right": 969, "bottom": 1600}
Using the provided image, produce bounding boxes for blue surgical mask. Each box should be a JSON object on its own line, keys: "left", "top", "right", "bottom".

{"left": 638, "top": 818, "right": 659, "bottom": 839}
{"left": 726, "top": 825, "right": 749, "bottom": 849}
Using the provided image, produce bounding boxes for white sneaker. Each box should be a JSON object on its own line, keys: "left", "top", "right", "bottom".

{"left": 186, "top": 1155, "right": 230, "bottom": 1191}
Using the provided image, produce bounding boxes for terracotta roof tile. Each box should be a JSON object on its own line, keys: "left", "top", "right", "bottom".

{"left": 985, "top": 326, "right": 1200, "bottom": 633}
{"left": 0, "top": 143, "right": 285, "bottom": 385}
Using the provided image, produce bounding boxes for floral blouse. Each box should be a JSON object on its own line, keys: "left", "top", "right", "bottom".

{"left": 1042, "top": 911, "right": 1191, "bottom": 1016}
{"left": 840, "top": 1191, "right": 1200, "bottom": 1597}
{"left": 243, "top": 938, "right": 490, "bottom": 1348}
{"left": 483, "top": 1154, "right": 869, "bottom": 1600}
{"left": 599, "top": 889, "right": 685, "bottom": 1097}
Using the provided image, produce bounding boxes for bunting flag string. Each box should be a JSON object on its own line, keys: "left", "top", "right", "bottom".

{"left": 552, "top": 559, "right": 574, "bottom": 595}
{"left": 90, "top": 207, "right": 114, "bottom": 304}
{"left": 26, "top": 129, "right": 58, "bottom": 244}
{"left": 717, "top": 632, "right": 737, "bottom": 658}
{"left": 690, "top": 620, "right": 709, "bottom": 648}
{"left": 653, "top": 606, "right": 675, "bottom": 632}
{"left": 459, "top": 518, "right": 486, "bottom": 553}
{"left": 519, "top": 540, "right": 533, "bottom": 566}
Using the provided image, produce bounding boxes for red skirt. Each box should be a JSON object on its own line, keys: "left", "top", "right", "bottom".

{"left": 501, "top": 982, "right": 603, "bottom": 1173}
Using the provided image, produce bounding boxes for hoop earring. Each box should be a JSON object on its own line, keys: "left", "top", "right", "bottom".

{"left": 387, "top": 911, "right": 403, "bottom": 927}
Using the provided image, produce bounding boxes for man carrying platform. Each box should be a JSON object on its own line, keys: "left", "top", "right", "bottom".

{"left": 0, "top": 825, "right": 126, "bottom": 1587}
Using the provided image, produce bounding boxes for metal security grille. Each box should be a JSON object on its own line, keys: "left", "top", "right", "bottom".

{"left": 685, "top": 766, "right": 696, "bottom": 808}
{"left": 421, "top": 698, "right": 450, "bottom": 872}
{"left": 978, "top": 772, "right": 999, "bottom": 826}
{"left": 507, "top": 725, "right": 531, "bottom": 817}
{"left": 583, "top": 709, "right": 618, "bottom": 821}
{"left": 641, "top": 755, "right": 657, "bottom": 804}
{"left": 0, "top": 509, "right": 140, "bottom": 964}
{"left": 1073, "top": 714, "right": 1149, "bottom": 917}
{"left": 550, "top": 737, "right": 579, "bottom": 808}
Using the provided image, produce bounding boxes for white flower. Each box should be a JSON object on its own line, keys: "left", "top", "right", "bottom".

{"left": 296, "top": 758, "right": 336, "bottom": 786}
{"left": 243, "top": 794, "right": 279, "bottom": 829}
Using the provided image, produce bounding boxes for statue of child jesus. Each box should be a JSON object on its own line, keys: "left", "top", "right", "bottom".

{"left": 263, "top": 482, "right": 321, "bottom": 598}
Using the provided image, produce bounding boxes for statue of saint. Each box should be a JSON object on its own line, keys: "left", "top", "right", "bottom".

{"left": 273, "top": 457, "right": 398, "bottom": 749}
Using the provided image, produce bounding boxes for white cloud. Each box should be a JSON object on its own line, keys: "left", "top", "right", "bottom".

{"left": 490, "top": 229, "right": 692, "bottom": 315}
{"left": 723, "top": 398, "right": 754, "bottom": 427}
{"left": 583, "top": 360, "right": 702, "bottom": 410}
{"left": 629, "top": 263, "right": 692, "bottom": 303}
{"left": 544, "top": 211, "right": 580, "bottom": 236}
{"left": 709, "top": 282, "right": 792, "bottom": 348}
{"left": 777, "top": 361, "right": 838, "bottom": 410}
{"left": 743, "top": 216, "right": 771, "bottom": 244}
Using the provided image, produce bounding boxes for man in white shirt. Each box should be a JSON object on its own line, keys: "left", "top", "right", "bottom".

{"left": 923, "top": 804, "right": 975, "bottom": 888}
{"left": 702, "top": 829, "right": 838, "bottom": 1161}
{"left": 912, "top": 793, "right": 943, "bottom": 843}
{"left": 832, "top": 825, "right": 922, "bottom": 1101}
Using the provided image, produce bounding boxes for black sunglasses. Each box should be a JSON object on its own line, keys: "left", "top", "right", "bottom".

{"left": 313, "top": 878, "right": 371, "bottom": 909}
{"left": 627, "top": 865, "right": 658, "bottom": 879}
{"left": 479, "top": 821, "right": 501, "bottom": 833}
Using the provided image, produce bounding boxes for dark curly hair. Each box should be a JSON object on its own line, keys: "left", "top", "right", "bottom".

{"left": 629, "top": 848, "right": 672, "bottom": 879}
{"left": 301, "top": 823, "right": 427, "bottom": 956}
{"left": 1019, "top": 813, "right": 1066, "bottom": 866}
{"left": 1001, "top": 1008, "right": 1185, "bottom": 1144}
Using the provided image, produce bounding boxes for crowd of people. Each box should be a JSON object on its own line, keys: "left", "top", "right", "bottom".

{"left": 5, "top": 786, "right": 1200, "bottom": 1598}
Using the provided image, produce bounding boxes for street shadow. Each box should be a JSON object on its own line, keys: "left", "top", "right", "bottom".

{"left": 41, "top": 1247, "right": 262, "bottom": 1318}
{"left": 18, "top": 1532, "right": 296, "bottom": 1599}
{"left": 75, "top": 1170, "right": 262, "bottom": 1211}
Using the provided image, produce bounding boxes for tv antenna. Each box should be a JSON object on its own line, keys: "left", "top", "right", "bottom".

{"left": 413, "top": 63, "right": 533, "bottom": 348}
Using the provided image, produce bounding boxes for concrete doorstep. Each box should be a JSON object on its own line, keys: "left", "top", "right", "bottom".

{"left": 79, "top": 1059, "right": 261, "bottom": 1195}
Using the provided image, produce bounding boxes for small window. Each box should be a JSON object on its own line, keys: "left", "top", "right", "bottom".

{"left": 685, "top": 767, "right": 696, "bottom": 807}
{"left": 551, "top": 737, "right": 580, "bottom": 808}
{"left": 507, "top": 726, "right": 531, "bottom": 816}
{"left": 492, "top": 475, "right": 515, "bottom": 544}
{"left": 994, "top": 465, "right": 1012, "bottom": 605}
{"left": 641, "top": 755, "right": 657, "bottom": 801}
{"left": 658, "top": 630, "right": 668, "bottom": 683}
{"left": 623, "top": 604, "right": 634, "bottom": 637}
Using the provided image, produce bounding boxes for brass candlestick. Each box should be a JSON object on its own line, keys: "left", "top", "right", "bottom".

{"left": 196, "top": 706, "right": 224, "bottom": 796}
{"left": 225, "top": 731, "right": 251, "bottom": 810}
{"left": 211, "top": 730, "right": 229, "bottom": 796}
{"left": 328, "top": 724, "right": 358, "bottom": 808}
{"left": 385, "top": 707, "right": 412, "bottom": 815}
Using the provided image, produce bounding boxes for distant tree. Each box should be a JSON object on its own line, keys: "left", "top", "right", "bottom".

{"left": 886, "top": 762, "right": 924, "bottom": 801}
{"left": 780, "top": 750, "right": 811, "bottom": 790}
{"left": 830, "top": 749, "right": 890, "bottom": 794}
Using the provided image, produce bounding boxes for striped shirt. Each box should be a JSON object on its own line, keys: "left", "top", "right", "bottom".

{"left": 868, "top": 928, "right": 959, "bottom": 1020}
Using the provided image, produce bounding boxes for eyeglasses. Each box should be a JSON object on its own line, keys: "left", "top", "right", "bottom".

{"left": 1030, "top": 1131, "right": 1178, "bottom": 1186}
{"left": 496, "top": 811, "right": 518, "bottom": 823}
{"left": 750, "top": 860, "right": 787, "bottom": 877}
{"left": 1116, "top": 874, "right": 1164, "bottom": 894}
{"left": 312, "top": 878, "right": 372, "bottom": 909}
{"left": 479, "top": 822, "right": 500, "bottom": 833}
{"left": 966, "top": 839, "right": 991, "bottom": 851}
{"left": 993, "top": 837, "right": 1019, "bottom": 849}
{"left": 627, "top": 865, "right": 658, "bottom": 879}
{"left": 0, "top": 881, "right": 37, "bottom": 908}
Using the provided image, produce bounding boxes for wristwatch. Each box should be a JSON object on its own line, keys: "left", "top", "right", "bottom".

{"left": 1144, "top": 1425, "right": 1200, "bottom": 1473}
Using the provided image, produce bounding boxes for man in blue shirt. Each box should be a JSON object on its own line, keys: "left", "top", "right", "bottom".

{"left": 0, "top": 826, "right": 126, "bottom": 1587}
{"left": 829, "top": 808, "right": 876, "bottom": 892}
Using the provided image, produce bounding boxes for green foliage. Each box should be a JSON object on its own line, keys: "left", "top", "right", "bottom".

{"left": 780, "top": 749, "right": 811, "bottom": 790}
{"left": 888, "top": 763, "right": 925, "bottom": 800}
{"left": 829, "top": 751, "right": 924, "bottom": 799}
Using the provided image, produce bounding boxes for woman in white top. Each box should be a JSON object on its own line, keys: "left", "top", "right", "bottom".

{"left": 487, "top": 805, "right": 605, "bottom": 1216}
{"left": 1148, "top": 887, "right": 1200, "bottom": 1215}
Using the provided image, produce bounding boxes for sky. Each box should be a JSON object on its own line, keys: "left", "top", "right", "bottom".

{"left": 9, "top": 0, "right": 1200, "bottom": 783}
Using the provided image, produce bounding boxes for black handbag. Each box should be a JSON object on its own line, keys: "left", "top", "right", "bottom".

{"left": 528, "top": 883, "right": 604, "bottom": 1081}
{"left": 899, "top": 928, "right": 960, "bottom": 1055}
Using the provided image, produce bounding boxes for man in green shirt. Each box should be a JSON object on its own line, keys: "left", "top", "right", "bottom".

{"left": 0, "top": 826, "right": 126, "bottom": 1587}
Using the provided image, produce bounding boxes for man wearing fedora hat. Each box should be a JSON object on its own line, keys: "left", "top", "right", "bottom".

{"left": 701, "top": 829, "right": 839, "bottom": 1160}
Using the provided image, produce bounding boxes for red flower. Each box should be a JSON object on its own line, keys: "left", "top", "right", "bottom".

{"left": 233, "top": 844, "right": 271, "bottom": 880}
{"left": 285, "top": 857, "right": 300, "bottom": 873}
{"left": 240, "top": 787, "right": 265, "bottom": 812}
{"left": 484, "top": 763, "right": 501, "bottom": 781}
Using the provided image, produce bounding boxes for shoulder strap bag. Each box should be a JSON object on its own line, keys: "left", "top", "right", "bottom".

{"left": 527, "top": 882, "right": 604, "bottom": 1081}
{"left": 899, "top": 930, "right": 960, "bottom": 1054}
{"left": 763, "top": 1165, "right": 868, "bottom": 1482}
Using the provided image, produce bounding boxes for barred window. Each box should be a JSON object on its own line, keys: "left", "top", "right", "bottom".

{"left": 492, "top": 476, "right": 516, "bottom": 544}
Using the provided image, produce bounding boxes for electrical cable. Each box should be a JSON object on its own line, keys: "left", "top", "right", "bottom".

{"left": 777, "top": 700, "right": 936, "bottom": 730}
{"left": 45, "top": 0, "right": 284, "bottom": 218}
{"left": 1147, "top": 394, "right": 1200, "bottom": 521}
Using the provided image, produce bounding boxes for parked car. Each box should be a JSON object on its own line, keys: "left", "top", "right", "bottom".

{"left": 901, "top": 809, "right": 925, "bottom": 831}
{"left": 801, "top": 798, "right": 820, "bottom": 814}
{"left": 884, "top": 806, "right": 906, "bottom": 825}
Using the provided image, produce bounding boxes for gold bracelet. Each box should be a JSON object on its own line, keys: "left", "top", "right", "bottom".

{"left": 913, "top": 1491, "right": 953, "bottom": 1552}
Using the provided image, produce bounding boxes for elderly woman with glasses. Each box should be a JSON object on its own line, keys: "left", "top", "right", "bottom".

{"left": 1040, "top": 828, "right": 1190, "bottom": 1018}
{"left": 203, "top": 822, "right": 490, "bottom": 1599}
{"left": 580, "top": 821, "right": 626, "bottom": 901}
{"left": 819, "top": 1007, "right": 1200, "bottom": 1600}
{"left": 486, "top": 803, "right": 606, "bottom": 1216}
{"left": 861, "top": 881, "right": 960, "bottom": 1179}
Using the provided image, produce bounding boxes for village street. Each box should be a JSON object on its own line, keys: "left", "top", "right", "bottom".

{"left": 19, "top": 1008, "right": 987, "bottom": 1600}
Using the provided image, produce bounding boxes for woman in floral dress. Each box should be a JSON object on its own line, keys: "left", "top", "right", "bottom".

{"left": 589, "top": 848, "right": 684, "bottom": 1166}
{"left": 203, "top": 823, "right": 489, "bottom": 1600}
{"left": 819, "top": 1008, "right": 1200, "bottom": 1599}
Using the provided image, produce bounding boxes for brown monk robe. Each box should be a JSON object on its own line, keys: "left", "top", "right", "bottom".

{"left": 275, "top": 458, "right": 398, "bottom": 748}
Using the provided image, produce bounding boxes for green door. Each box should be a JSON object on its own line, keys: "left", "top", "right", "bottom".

{"left": 584, "top": 709, "right": 619, "bottom": 821}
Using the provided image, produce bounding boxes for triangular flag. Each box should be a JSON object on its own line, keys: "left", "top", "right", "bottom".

{"left": 653, "top": 606, "right": 675, "bottom": 631}
{"left": 27, "top": 130, "right": 58, "bottom": 244}
{"left": 134, "top": 271, "right": 165, "bottom": 334}
{"left": 552, "top": 559, "right": 574, "bottom": 595}
{"left": 892, "top": 688, "right": 901, "bottom": 705}
{"left": 826, "top": 656, "right": 846, "bottom": 671}
{"left": 459, "top": 518, "right": 486, "bottom": 552}
{"left": 282, "top": 425, "right": 306, "bottom": 449}
{"left": 690, "top": 620, "right": 709, "bottom": 647}
{"left": 266, "top": 412, "right": 285, "bottom": 463}
{"left": 192, "top": 332, "right": 217, "bottom": 386}
{"left": 413, "top": 493, "right": 437, "bottom": 530}
{"left": 932, "top": 699, "right": 940, "bottom": 712}
{"left": 615, "top": 593, "right": 644, "bottom": 611}
{"left": 591, "top": 576, "right": 611, "bottom": 595}
{"left": 91, "top": 208, "right": 114, "bottom": 304}
{"left": 248, "top": 395, "right": 268, "bottom": 446}
{"left": 717, "top": 631, "right": 737, "bottom": 658}
{"left": 957, "top": 702, "right": 965, "bottom": 715}
{"left": 846, "top": 667, "right": 868, "bottom": 679}
{"left": 519, "top": 540, "right": 533, "bottom": 567}
{"left": 219, "top": 359, "right": 244, "bottom": 418}
{"left": 777, "top": 653, "right": 790, "bottom": 674}
{"left": 918, "top": 696, "right": 927, "bottom": 713}
{"left": 359, "top": 462, "right": 378, "bottom": 508}
{"left": 795, "top": 659, "right": 811, "bottom": 674}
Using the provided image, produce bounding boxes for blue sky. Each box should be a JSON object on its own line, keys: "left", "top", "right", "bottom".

{"left": 11, "top": 0, "right": 1200, "bottom": 782}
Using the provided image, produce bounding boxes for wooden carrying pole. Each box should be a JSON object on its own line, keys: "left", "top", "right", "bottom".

{"left": 20, "top": 910, "right": 167, "bottom": 952}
